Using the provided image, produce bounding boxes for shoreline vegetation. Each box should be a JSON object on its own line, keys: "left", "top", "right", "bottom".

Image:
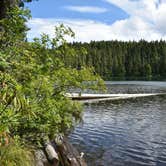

{"left": 0, "top": 1, "right": 103, "bottom": 165}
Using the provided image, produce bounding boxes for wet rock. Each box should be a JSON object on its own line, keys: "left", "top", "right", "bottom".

{"left": 35, "top": 150, "right": 51, "bottom": 166}
{"left": 54, "top": 136, "right": 87, "bottom": 166}
{"left": 34, "top": 135, "right": 87, "bottom": 166}
{"left": 45, "top": 143, "right": 59, "bottom": 161}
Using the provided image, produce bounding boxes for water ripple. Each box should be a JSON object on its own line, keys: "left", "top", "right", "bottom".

{"left": 68, "top": 82, "right": 166, "bottom": 166}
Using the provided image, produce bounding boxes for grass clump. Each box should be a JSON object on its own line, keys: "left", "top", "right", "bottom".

{"left": 0, "top": 137, "right": 35, "bottom": 166}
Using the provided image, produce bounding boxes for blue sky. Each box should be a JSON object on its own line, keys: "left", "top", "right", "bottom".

{"left": 26, "top": 0, "right": 129, "bottom": 24}
{"left": 26, "top": 0, "right": 166, "bottom": 42}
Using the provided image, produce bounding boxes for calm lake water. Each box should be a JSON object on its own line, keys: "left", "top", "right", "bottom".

{"left": 68, "top": 81, "right": 166, "bottom": 166}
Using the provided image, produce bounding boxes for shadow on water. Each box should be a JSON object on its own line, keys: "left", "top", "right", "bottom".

{"left": 68, "top": 82, "right": 166, "bottom": 166}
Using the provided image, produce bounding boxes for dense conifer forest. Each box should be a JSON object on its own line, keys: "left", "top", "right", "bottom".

{"left": 67, "top": 40, "right": 166, "bottom": 80}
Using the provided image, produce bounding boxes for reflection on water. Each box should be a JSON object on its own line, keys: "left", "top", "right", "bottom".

{"left": 68, "top": 82, "right": 166, "bottom": 166}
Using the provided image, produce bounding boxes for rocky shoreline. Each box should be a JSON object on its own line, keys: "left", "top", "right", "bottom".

{"left": 35, "top": 135, "right": 87, "bottom": 166}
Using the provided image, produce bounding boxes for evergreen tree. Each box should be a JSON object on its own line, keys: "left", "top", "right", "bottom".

{"left": 69, "top": 40, "right": 166, "bottom": 80}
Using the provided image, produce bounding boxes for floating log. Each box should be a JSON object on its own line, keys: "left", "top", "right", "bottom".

{"left": 66, "top": 93, "right": 166, "bottom": 103}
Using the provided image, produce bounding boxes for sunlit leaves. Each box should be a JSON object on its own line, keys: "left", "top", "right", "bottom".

{"left": 0, "top": 7, "right": 104, "bottom": 145}
{"left": 0, "top": 7, "right": 30, "bottom": 48}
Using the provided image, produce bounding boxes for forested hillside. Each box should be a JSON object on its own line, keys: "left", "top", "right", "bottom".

{"left": 68, "top": 40, "right": 166, "bottom": 80}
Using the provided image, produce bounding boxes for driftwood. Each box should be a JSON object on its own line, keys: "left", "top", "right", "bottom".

{"left": 41, "top": 135, "right": 87, "bottom": 166}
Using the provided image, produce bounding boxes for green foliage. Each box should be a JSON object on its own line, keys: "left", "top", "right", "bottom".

{"left": 70, "top": 40, "right": 166, "bottom": 80}
{"left": 0, "top": 6, "right": 104, "bottom": 148}
{"left": 0, "top": 6, "right": 31, "bottom": 48}
{"left": 0, "top": 73, "right": 21, "bottom": 133}
{"left": 0, "top": 1, "right": 105, "bottom": 164}
{"left": 0, "top": 138, "right": 34, "bottom": 166}
{"left": 144, "top": 64, "right": 152, "bottom": 78}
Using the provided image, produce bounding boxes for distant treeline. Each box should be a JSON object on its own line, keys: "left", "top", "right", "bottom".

{"left": 64, "top": 40, "right": 166, "bottom": 80}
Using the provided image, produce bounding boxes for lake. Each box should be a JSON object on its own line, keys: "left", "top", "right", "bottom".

{"left": 68, "top": 81, "right": 166, "bottom": 166}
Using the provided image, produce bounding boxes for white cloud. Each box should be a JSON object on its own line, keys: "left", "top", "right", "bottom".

{"left": 155, "top": 3, "right": 166, "bottom": 34}
{"left": 64, "top": 6, "right": 108, "bottom": 13}
{"left": 28, "top": 18, "right": 112, "bottom": 42}
{"left": 27, "top": 17, "right": 164, "bottom": 42}
{"left": 104, "top": 0, "right": 166, "bottom": 37}
{"left": 27, "top": 0, "right": 166, "bottom": 42}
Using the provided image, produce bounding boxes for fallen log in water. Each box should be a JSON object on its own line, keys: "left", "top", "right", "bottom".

{"left": 66, "top": 93, "right": 166, "bottom": 103}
